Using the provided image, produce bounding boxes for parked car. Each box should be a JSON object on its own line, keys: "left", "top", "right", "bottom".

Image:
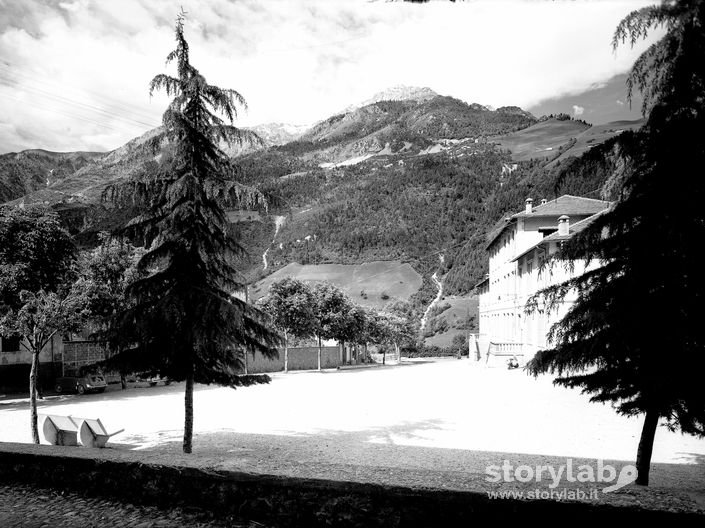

{"left": 54, "top": 374, "right": 107, "bottom": 395}
{"left": 139, "top": 375, "right": 171, "bottom": 387}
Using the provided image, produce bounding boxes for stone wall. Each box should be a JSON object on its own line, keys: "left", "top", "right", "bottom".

{"left": 246, "top": 346, "right": 340, "bottom": 373}
{"left": 0, "top": 443, "right": 693, "bottom": 525}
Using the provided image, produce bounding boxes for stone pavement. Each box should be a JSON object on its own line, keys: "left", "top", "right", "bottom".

{"left": 0, "top": 484, "right": 265, "bottom": 528}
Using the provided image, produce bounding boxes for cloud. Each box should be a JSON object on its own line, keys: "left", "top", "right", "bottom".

{"left": 572, "top": 105, "right": 585, "bottom": 117}
{"left": 0, "top": 0, "right": 664, "bottom": 153}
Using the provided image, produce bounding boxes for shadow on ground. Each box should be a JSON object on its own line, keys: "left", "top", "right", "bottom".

{"left": 0, "top": 382, "right": 224, "bottom": 411}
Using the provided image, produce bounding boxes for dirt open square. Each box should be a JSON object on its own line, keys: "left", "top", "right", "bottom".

{"left": 1, "top": 358, "right": 704, "bottom": 507}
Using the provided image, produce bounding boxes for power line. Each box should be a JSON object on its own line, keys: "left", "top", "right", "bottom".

{"left": 0, "top": 92, "right": 141, "bottom": 134}
{"left": 0, "top": 62, "right": 162, "bottom": 134}
{"left": 0, "top": 62, "right": 161, "bottom": 123}
{"left": 0, "top": 75, "right": 160, "bottom": 130}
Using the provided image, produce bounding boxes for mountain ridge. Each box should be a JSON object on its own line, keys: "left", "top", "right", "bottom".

{"left": 0, "top": 92, "right": 643, "bottom": 347}
{"left": 343, "top": 85, "right": 439, "bottom": 113}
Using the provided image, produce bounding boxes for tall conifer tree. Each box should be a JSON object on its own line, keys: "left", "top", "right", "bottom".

{"left": 528, "top": 0, "right": 705, "bottom": 485}
{"left": 107, "top": 11, "right": 282, "bottom": 453}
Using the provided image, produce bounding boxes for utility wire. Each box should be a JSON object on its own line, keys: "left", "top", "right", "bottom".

{"left": 0, "top": 62, "right": 162, "bottom": 134}
{"left": 0, "top": 62, "right": 161, "bottom": 122}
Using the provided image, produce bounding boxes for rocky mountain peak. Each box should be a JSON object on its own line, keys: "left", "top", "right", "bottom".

{"left": 345, "top": 86, "right": 438, "bottom": 113}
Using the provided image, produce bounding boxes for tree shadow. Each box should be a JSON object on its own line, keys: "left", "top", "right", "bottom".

{"left": 106, "top": 420, "right": 705, "bottom": 501}
{"left": 0, "top": 381, "right": 221, "bottom": 411}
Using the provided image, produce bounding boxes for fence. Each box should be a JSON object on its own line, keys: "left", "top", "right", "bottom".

{"left": 62, "top": 341, "right": 107, "bottom": 376}
{"left": 468, "top": 335, "right": 537, "bottom": 367}
{"left": 485, "top": 341, "right": 536, "bottom": 368}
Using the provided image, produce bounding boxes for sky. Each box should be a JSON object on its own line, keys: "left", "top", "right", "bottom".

{"left": 0, "top": 0, "right": 663, "bottom": 154}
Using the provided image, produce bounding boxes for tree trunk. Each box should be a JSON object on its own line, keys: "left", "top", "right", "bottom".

{"left": 382, "top": 348, "right": 386, "bottom": 365}
{"left": 317, "top": 335, "right": 322, "bottom": 371}
{"left": 395, "top": 342, "right": 400, "bottom": 363}
{"left": 635, "top": 408, "right": 659, "bottom": 485}
{"left": 284, "top": 330, "right": 289, "bottom": 373}
{"left": 120, "top": 372, "right": 127, "bottom": 390}
{"left": 29, "top": 349, "right": 40, "bottom": 444}
{"left": 183, "top": 373, "right": 194, "bottom": 454}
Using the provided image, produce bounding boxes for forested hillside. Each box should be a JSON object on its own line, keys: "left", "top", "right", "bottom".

{"left": 249, "top": 131, "right": 632, "bottom": 303}
{"left": 0, "top": 92, "right": 636, "bottom": 312}
{"left": 0, "top": 149, "right": 103, "bottom": 203}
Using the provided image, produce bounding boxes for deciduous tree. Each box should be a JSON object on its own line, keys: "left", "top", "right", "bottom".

{"left": 312, "top": 282, "right": 355, "bottom": 367}
{"left": 257, "top": 278, "right": 316, "bottom": 371}
{"left": 71, "top": 234, "right": 143, "bottom": 388}
{"left": 0, "top": 205, "right": 77, "bottom": 443}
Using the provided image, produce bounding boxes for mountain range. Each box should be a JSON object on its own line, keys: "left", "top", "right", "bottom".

{"left": 0, "top": 88, "right": 643, "bottom": 347}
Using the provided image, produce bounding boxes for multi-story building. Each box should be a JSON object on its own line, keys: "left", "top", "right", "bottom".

{"left": 475, "top": 195, "right": 611, "bottom": 363}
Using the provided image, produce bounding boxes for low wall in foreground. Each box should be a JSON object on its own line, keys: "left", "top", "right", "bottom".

{"left": 0, "top": 443, "right": 698, "bottom": 525}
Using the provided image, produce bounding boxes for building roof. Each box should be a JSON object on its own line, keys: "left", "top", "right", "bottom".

{"left": 485, "top": 194, "right": 611, "bottom": 249}
{"left": 514, "top": 195, "right": 610, "bottom": 218}
{"left": 473, "top": 275, "right": 490, "bottom": 290}
{"left": 510, "top": 209, "right": 609, "bottom": 263}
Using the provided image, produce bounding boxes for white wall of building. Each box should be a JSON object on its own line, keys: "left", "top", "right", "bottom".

{"left": 479, "top": 209, "right": 602, "bottom": 361}
{"left": 0, "top": 334, "right": 63, "bottom": 366}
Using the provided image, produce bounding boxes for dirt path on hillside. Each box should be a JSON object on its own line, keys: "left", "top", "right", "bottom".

{"left": 262, "top": 215, "right": 286, "bottom": 270}
{"left": 420, "top": 254, "right": 444, "bottom": 331}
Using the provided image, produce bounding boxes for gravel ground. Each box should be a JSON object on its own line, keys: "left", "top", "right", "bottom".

{"left": 0, "top": 484, "right": 267, "bottom": 528}
{"left": 127, "top": 431, "right": 705, "bottom": 514}
{"left": 2, "top": 359, "right": 704, "bottom": 514}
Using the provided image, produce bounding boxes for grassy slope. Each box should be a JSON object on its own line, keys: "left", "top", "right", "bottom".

{"left": 491, "top": 119, "right": 590, "bottom": 162}
{"left": 249, "top": 261, "right": 423, "bottom": 309}
{"left": 424, "top": 296, "right": 479, "bottom": 347}
{"left": 546, "top": 119, "right": 644, "bottom": 168}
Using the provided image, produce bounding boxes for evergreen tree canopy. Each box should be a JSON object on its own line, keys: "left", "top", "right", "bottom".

{"left": 527, "top": 0, "right": 705, "bottom": 485}
{"left": 105, "top": 11, "right": 282, "bottom": 452}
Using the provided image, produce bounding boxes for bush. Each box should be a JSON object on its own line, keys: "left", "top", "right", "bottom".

{"left": 427, "top": 302, "right": 451, "bottom": 318}
{"left": 401, "top": 342, "right": 463, "bottom": 358}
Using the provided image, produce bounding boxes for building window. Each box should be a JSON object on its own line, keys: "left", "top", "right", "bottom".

{"left": 1, "top": 336, "right": 21, "bottom": 352}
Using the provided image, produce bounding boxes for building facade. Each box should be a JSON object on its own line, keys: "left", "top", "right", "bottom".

{"left": 476, "top": 195, "right": 610, "bottom": 363}
{"left": 0, "top": 334, "right": 64, "bottom": 392}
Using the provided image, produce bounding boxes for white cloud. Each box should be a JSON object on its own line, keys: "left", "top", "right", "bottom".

{"left": 572, "top": 105, "right": 585, "bottom": 117}
{"left": 0, "top": 0, "right": 664, "bottom": 153}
